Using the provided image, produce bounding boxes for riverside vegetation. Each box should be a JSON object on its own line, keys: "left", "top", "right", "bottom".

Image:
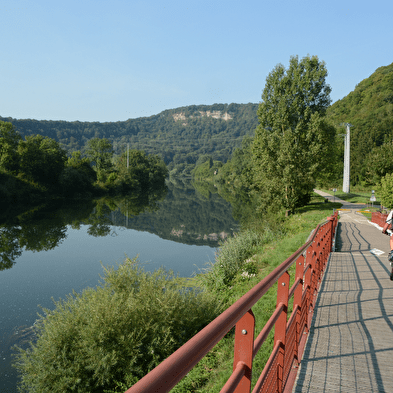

{"left": 0, "top": 121, "right": 168, "bottom": 213}
{"left": 9, "top": 55, "right": 393, "bottom": 391}
{"left": 12, "top": 193, "right": 340, "bottom": 393}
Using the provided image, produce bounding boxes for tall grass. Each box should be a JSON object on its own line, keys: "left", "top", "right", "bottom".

{"left": 196, "top": 227, "right": 278, "bottom": 292}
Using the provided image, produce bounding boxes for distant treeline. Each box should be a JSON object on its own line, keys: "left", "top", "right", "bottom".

{"left": 0, "top": 121, "right": 168, "bottom": 207}
{"left": 1, "top": 103, "right": 259, "bottom": 177}
{"left": 2, "top": 62, "right": 393, "bottom": 189}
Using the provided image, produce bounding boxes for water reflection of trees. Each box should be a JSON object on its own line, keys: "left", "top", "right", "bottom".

{"left": 0, "top": 226, "right": 22, "bottom": 270}
{"left": 0, "top": 180, "right": 239, "bottom": 271}
{"left": 110, "top": 178, "right": 239, "bottom": 246}
{"left": 19, "top": 220, "right": 68, "bottom": 251}
{"left": 0, "top": 185, "right": 167, "bottom": 271}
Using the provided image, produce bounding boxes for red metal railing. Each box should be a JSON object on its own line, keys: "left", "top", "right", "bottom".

{"left": 125, "top": 211, "right": 338, "bottom": 393}
{"left": 371, "top": 211, "right": 388, "bottom": 227}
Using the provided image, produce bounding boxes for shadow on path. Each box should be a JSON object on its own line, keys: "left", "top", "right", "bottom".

{"left": 293, "top": 207, "right": 393, "bottom": 392}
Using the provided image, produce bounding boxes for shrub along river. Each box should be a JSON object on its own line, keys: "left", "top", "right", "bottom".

{"left": 0, "top": 179, "right": 238, "bottom": 391}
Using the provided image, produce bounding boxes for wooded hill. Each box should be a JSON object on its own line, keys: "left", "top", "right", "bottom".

{"left": 2, "top": 61, "right": 393, "bottom": 184}
{"left": 1, "top": 103, "right": 259, "bottom": 177}
{"left": 326, "top": 62, "right": 393, "bottom": 185}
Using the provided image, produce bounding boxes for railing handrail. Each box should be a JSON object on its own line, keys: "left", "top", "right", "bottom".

{"left": 125, "top": 212, "right": 338, "bottom": 393}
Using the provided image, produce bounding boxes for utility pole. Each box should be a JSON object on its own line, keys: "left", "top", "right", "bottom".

{"left": 127, "top": 143, "right": 129, "bottom": 169}
{"left": 342, "top": 123, "right": 352, "bottom": 193}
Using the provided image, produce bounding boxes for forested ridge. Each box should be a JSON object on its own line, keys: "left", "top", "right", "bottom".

{"left": 1, "top": 103, "right": 259, "bottom": 176}
{"left": 327, "top": 62, "right": 393, "bottom": 185}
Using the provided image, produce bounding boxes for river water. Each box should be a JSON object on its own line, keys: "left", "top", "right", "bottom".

{"left": 0, "top": 179, "right": 238, "bottom": 391}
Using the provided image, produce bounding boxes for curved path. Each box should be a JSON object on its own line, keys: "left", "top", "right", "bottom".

{"left": 292, "top": 191, "right": 393, "bottom": 392}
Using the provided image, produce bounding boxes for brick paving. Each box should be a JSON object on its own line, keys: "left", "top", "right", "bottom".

{"left": 292, "top": 191, "right": 393, "bottom": 392}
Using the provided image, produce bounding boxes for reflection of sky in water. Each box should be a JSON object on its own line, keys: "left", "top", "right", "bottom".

{"left": 0, "top": 224, "right": 216, "bottom": 390}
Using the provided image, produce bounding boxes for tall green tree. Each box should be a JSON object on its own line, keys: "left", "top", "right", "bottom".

{"left": 18, "top": 135, "right": 67, "bottom": 187}
{"left": 252, "top": 55, "right": 336, "bottom": 213}
{"left": 59, "top": 151, "right": 97, "bottom": 196}
{"left": 0, "top": 121, "right": 22, "bottom": 173}
{"left": 115, "top": 150, "right": 168, "bottom": 192}
{"left": 66, "top": 151, "right": 97, "bottom": 183}
{"left": 86, "top": 138, "right": 113, "bottom": 173}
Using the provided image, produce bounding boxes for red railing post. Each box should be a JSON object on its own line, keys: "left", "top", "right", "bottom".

{"left": 311, "top": 244, "right": 319, "bottom": 297}
{"left": 274, "top": 271, "right": 290, "bottom": 393}
{"left": 293, "top": 255, "right": 304, "bottom": 364}
{"left": 327, "top": 214, "right": 336, "bottom": 253}
{"left": 315, "top": 248, "right": 323, "bottom": 290}
{"left": 304, "top": 244, "right": 314, "bottom": 333}
{"left": 232, "top": 309, "right": 255, "bottom": 393}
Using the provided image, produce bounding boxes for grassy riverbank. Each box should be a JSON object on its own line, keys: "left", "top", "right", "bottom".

{"left": 172, "top": 193, "right": 341, "bottom": 392}
{"left": 13, "top": 193, "right": 342, "bottom": 392}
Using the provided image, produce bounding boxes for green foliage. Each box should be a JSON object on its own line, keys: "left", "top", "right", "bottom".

{"left": 59, "top": 151, "right": 98, "bottom": 196}
{"left": 0, "top": 170, "right": 48, "bottom": 210}
{"left": 60, "top": 151, "right": 97, "bottom": 197}
{"left": 0, "top": 121, "right": 22, "bottom": 173}
{"left": 379, "top": 173, "right": 393, "bottom": 208}
{"left": 192, "top": 155, "right": 222, "bottom": 180}
{"left": 13, "top": 257, "right": 221, "bottom": 393}
{"left": 86, "top": 137, "right": 114, "bottom": 173}
{"left": 216, "top": 135, "right": 254, "bottom": 190}
{"left": 197, "top": 229, "right": 270, "bottom": 291}
{"left": 257, "top": 56, "right": 331, "bottom": 128}
{"left": 1, "top": 103, "right": 259, "bottom": 177}
{"left": 59, "top": 167, "right": 95, "bottom": 197}
{"left": 17, "top": 135, "right": 68, "bottom": 188}
{"left": 113, "top": 150, "right": 168, "bottom": 193}
{"left": 360, "top": 142, "right": 393, "bottom": 186}
{"left": 191, "top": 136, "right": 256, "bottom": 224}
{"left": 170, "top": 351, "right": 219, "bottom": 393}
{"left": 195, "top": 154, "right": 214, "bottom": 167}
{"left": 252, "top": 55, "right": 337, "bottom": 213}
{"left": 0, "top": 131, "right": 168, "bottom": 207}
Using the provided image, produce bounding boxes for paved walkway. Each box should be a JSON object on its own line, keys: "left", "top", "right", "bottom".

{"left": 292, "top": 191, "right": 393, "bottom": 392}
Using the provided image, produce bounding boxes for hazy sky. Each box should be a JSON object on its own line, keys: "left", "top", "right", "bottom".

{"left": 1, "top": 0, "right": 392, "bottom": 122}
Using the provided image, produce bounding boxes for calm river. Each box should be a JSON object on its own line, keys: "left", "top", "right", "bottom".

{"left": 0, "top": 179, "right": 238, "bottom": 392}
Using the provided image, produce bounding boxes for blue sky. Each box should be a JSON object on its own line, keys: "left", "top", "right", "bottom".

{"left": 1, "top": 0, "right": 392, "bottom": 122}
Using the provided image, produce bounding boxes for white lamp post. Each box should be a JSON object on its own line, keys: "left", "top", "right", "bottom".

{"left": 343, "top": 123, "right": 352, "bottom": 193}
